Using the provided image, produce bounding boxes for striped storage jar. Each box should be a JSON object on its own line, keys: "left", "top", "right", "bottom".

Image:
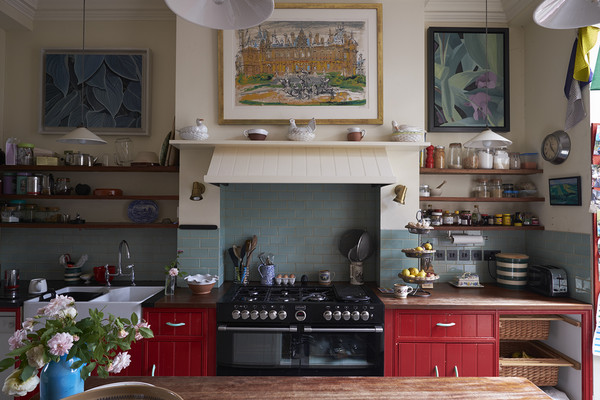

{"left": 496, "top": 253, "right": 529, "bottom": 289}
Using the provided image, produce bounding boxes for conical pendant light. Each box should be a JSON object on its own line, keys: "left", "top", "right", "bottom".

{"left": 164, "top": 0, "right": 274, "bottom": 30}
{"left": 464, "top": 0, "right": 511, "bottom": 149}
{"left": 57, "top": 0, "right": 106, "bottom": 145}
{"left": 534, "top": 0, "right": 600, "bottom": 30}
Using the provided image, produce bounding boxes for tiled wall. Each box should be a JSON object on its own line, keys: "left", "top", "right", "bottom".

{"left": 217, "top": 184, "right": 380, "bottom": 283}
{"left": 0, "top": 228, "right": 177, "bottom": 282}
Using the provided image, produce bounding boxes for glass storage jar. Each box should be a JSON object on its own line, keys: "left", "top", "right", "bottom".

{"left": 490, "top": 178, "right": 503, "bottom": 198}
{"left": 433, "top": 146, "right": 446, "bottom": 169}
{"left": 473, "top": 178, "right": 489, "bottom": 198}
{"left": 16, "top": 143, "right": 34, "bottom": 165}
{"left": 442, "top": 210, "right": 453, "bottom": 225}
{"left": 419, "top": 184, "right": 430, "bottom": 197}
{"left": 448, "top": 143, "right": 463, "bottom": 169}
{"left": 478, "top": 148, "right": 494, "bottom": 169}
{"left": 493, "top": 149, "right": 509, "bottom": 169}
{"left": 1, "top": 206, "right": 18, "bottom": 223}
{"left": 430, "top": 210, "right": 443, "bottom": 226}
{"left": 509, "top": 152, "right": 521, "bottom": 169}
{"left": 459, "top": 210, "right": 472, "bottom": 226}
{"left": 22, "top": 204, "right": 36, "bottom": 223}
{"left": 463, "top": 148, "right": 479, "bottom": 169}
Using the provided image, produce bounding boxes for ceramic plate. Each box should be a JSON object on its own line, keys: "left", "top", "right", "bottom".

{"left": 127, "top": 200, "right": 159, "bottom": 224}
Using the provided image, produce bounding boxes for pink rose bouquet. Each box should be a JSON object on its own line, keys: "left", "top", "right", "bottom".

{"left": 0, "top": 295, "right": 153, "bottom": 396}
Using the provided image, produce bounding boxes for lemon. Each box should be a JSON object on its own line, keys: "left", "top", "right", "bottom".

{"left": 512, "top": 351, "right": 522, "bottom": 358}
{"left": 415, "top": 246, "right": 424, "bottom": 252}
{"left": 409, "top": 267, "right": 419, "bottom": 275}
{"left": 418, "top": 270, "right": 427, "bottom": 278}
{"left": 423, "top": 242, "right": 433, "bottom": 250}
{"left": 401, "top": 269, "right": 410, "bottom": 277}
{"left": 408, "top": 274, "right": 416, "bottom": 278}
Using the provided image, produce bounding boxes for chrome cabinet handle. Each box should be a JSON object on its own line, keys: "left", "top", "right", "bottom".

{"left": 454, "top": 366, "right": 459, "bottom": 377}
{"left": 434, "top": 365, "right": 439, "bottom": 377}
{"left": 166, "top": 322, "right": 185, "bottom": 327}
{"left": 435, "top": 322, "right": 456, "bottom": 327}
{"left": 151, "top": 364, "right": 156, "bottom": 377}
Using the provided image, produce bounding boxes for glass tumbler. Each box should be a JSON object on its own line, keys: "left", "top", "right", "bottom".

{"left": 115, "top": 138, "right": 134, "bottom": 166}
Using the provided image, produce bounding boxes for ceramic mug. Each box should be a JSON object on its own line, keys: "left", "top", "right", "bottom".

{"left": 319, "top": 270, "right": 335, "bottom": 285}
{"left": 349, "top": 262, "right": 364, "bottom": 285}
{"left": 29, "top": 278, "right": 47, "bottom": 294}
{"left": 258, "top": 264, "right": 275, "bottom": 286}
{"left": 347, "top": 127, "right": 366, "bottom": 141}
{"left": 394, "top": 283, "right": 414, "bottom": 298}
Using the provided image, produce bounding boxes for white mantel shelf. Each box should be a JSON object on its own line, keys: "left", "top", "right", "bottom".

{"left": 171, "top": 140, "right": 428, "bottom": 185}
{"left": 170, "top": 140, "right": 430, "bottom": 149}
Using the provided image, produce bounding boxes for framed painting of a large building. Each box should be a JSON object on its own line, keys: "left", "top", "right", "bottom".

{"left": 218, "top": 3, "right": 382, "bottom": 125}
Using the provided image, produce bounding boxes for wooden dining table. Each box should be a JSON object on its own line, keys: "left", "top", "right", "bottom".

{"left": 46, "top": 375, "right": 553, "bottom": 399}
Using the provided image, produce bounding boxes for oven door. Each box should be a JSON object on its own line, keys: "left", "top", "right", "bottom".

{"left": 216, "top": 325, "right": 301, "bottom": 375}
{"left": 299, "top": 325, "right": 384, "bottom": 376}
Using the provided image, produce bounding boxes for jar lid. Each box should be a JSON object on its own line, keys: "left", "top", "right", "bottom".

{"left": 432, "top": 212, "right": 442, "bottom": 216}
{"left": 449, "top": 143, "right": 462, "bottom": 147}
{"left": 17, "top": 143, "right": 34, "bottom": 148}
{"left": 420, "top": 184, "right": 429, "bottom": 189}
{"left": 435, "top": 145, "right": 445, "bottom": 149}
{"left": 8, "top": 200, "right": 26, "bottom": 205}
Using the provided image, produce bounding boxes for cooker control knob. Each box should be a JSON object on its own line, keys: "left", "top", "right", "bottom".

{"left": 260, "top": 310, "right": 269, "bottom": 320}
{"left": 342, "top": 311, "right": 351, "bottom": 321}
{"left": 351, "top": 311, "right": 360, "bottom": 321}
{"left": 295, "top": 310, "right": 306, "bottom": 322}
{"left": 241, "top": 310, "right": 250, "bottom": 320}
{"left": 278, "top": 310, "right": 287, "bottom": 320}
{"left": 332, "top": 311, "right": 342, "bottom": 321}
{"left": 360, "top": 311, "right": 370, "bottom": 321}
{"left": 323, "top": 310, "right": 332, "bottom": 321}
{"left": 250, "top": 310, "right": 259, "bottom": 320}
{"left": 232, "top": 310, "right": 241, "bottom": 320}
{"left": 269, "top": 310, "right": 278, "bottom": 320}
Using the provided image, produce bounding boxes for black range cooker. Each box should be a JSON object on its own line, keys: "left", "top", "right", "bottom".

{"left": 216, "top": 283, "right": 384, "bottom": 376}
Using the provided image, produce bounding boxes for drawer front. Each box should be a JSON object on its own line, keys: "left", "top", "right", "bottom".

{"left": 145, "top": 310, "right": 207, "bottom": 337}
{"left": 395, "top": 312, "right": 495, "bottom": 339}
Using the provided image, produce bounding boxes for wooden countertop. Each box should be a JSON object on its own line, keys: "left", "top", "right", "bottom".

{"left": 78, "top": 376, "right": 551, "bottom": 399}
{"left": 378, "top": 282, "right": 591, "bottom": 311}
{"left": 149, "top": 282, "right": 591, "bottom": 312}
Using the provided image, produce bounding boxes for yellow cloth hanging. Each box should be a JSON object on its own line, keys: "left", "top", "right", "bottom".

{"left": 573, "top": 26, "right": 600, "bottom": 82}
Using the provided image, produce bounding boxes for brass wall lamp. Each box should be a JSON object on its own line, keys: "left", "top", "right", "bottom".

{"left": 393, "top": 185, "right": 406, "bottom": 205}
{"left": 190, "top": 182, "right": 205, "bottom": 201}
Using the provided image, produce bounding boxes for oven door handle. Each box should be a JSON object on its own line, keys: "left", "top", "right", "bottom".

{"left": 218, "top": 325, "right": 298, "bottom": 333}
{"left": 303, "top": 326, "right": 383, "bottom": 333}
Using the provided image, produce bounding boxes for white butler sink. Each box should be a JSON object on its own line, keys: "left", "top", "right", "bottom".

{"left": 23, "top": 286, "right": 163, "bottom": 322}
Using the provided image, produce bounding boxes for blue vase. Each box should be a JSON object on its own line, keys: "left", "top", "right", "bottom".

{"left": 40, "top": 355, "right": 85, "bottom": 400}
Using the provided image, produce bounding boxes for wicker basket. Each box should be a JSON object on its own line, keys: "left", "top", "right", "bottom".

{"left": 500, "top": 317, "right": 550, "bottom": 340}
{"left": 499, "top": 341, "right": 560, "bottom": 386}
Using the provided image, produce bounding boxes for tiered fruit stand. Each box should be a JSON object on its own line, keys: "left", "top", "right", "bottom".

{"left": 399, "top": 225, "right": 439, "bottom": 296}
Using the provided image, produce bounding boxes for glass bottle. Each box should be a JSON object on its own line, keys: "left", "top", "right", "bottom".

{"left": 490, "top": 178, "right": 503, "bottom": 198}
{"left": 448, "top": 143, "right": 463, "bottom": 169}
{"left": 453, "top": 210, "right": 460, "bottom": 225}
{"left": 442, "top": 210, "right": 453, "bottom": 225}
{"left": 472, "top": 205, "right": 481, "bottom": 226}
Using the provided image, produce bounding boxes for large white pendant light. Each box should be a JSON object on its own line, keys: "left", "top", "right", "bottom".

{"left": 164, "top": 0, "right": 274, "bottom": 30}
{"left": 57, "top": 0, "right": 106, "bottom": 145}
{"left": 534, "top": 0, "right": 600, "bottom": 29}
{"left": 464, "top": 0, "right": 512, "bottom": 149}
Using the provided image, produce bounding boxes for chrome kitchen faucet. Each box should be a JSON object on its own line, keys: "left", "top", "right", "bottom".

{"left": 105, "top": 240, "right": 136, "bottom": 286}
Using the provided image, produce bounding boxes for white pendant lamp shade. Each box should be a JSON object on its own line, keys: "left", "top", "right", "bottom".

{"left": 534, "top": 0, "right": 600, "bottom": 29}
{"left": 463, "top": 128, "right": 512, "bottom": 149}
{"left": 164, "top": 0, "right": 274, "bottom": 30}
{"left": 57, "top": 127, "right": 107, "bottom": 145}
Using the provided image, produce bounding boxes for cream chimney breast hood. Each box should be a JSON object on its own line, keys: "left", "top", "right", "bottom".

{"left": 170, "top": 140, "right": 429, "bottom": 185}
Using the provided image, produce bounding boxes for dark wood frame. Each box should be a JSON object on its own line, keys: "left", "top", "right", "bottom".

{"left": 427, "top": 27, "right": 510, "bottom": 132}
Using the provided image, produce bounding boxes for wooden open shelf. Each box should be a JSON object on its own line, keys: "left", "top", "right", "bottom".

{"left": 0, "top": 165, "right": 178, "bottom": 173}
{"left": 0, "top": 194, "right": 178, "bottom": 200}
{"left": 432, "top": 225, "right": 544, "bottom": 231}
{"left": 0, "top": 222, "right": 179, "bottom": 229}
{"left": 420, "top": 196, "right": 544, "bottom": 202}
{"left": 421, "top": 168, "right": 543, "bottom": 175}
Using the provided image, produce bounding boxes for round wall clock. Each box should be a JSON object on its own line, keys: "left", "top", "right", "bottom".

{"left": 541, "top": 130, "right": 570, "bottom": 164}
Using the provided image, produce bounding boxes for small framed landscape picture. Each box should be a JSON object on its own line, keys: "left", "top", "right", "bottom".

{"left": 549, "top": 176, "right": 582, "bottom": 206}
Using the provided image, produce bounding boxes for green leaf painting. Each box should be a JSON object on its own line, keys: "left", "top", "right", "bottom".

{"left": 427, "top": 28, "right": 509, "bottom": 132}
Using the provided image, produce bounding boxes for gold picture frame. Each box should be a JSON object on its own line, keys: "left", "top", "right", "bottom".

{"left": 218, "top": 3, "right": 383, "bottom": 125}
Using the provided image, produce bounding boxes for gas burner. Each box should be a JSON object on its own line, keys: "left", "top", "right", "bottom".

{"left": 240, "top": 296, "right": 258, "bottom": 302}
{"left": 303, "top": 293, "right": 328, "bottom": 302}
{"left": 281, "top": 291, "right": 289, "bottom": 296}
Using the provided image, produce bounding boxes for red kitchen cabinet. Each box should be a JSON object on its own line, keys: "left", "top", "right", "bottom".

{"left": 387, "top": 310, "right": 497, "bottom": 378}
{"left": 142, "top": 308, "right": 216, "bottom": 376}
